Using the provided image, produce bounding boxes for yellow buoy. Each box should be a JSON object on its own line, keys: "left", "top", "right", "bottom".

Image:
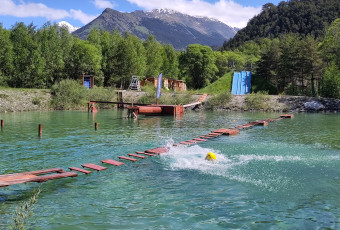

{"left": 205, "top": 152, "right": 216, "bottom": 161}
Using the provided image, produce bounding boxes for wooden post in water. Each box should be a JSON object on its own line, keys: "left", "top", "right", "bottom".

{"left": 1, "top": 120, "right": 3, "bottom": 129}
{"left": 38, "top": 124, "right": 42, "bottom": 137}
{"left": 94, "top": 122, "right": 98, "bottom": 131}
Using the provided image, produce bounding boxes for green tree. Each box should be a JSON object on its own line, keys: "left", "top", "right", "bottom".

{"left": 277, "top": 34, "right": 299, "bottom": 93}
{"left": 320, "top": 63, "right": 340, "bottom": 98}
{"left": 10, "top": 22, "right": 45, "bottom": 88}
{"left": 59, "top": 26, "right": 74, "bottom": 82}
{"left": 102, "top": 30, "right": 123, "bottom": 86}
{"left": 87, "top": 28, "right": 102, "bottom": 52}
{"left": 112, "top": 32, "right": 146, "bottom": 89}
{"left": 214, "top": 51, "right": 228, "bottom": 78}
{"left": 161, "top": 44, "right": 179, "bottom": 79}
{"left": 65, "top": 39, "right": 103, "bottom": 85}
{"left": 320, "top": 18, "right": 340, "bottom": 66}
{"left": 223, "top": 50, "right": 246, "bottom": 71}
{"left": 36, "top": 23, "right": 65, "bottom": 87}
{"left": 255, "top": 38, "right": 280, "bottom": 86}
{"left": 183, "top": 44, "right": 218, "bottom": 89}
{"left": 319, "top": 18, "right": 340, "bottom": 98}
{"left": 144, "top": 35, "right": 163, "bottom": 77}
{"left": 296, "top": 35, "right": 323, "bottom": 96}
{"left": 0, "top": 24, "right": 13, "bottom": 86}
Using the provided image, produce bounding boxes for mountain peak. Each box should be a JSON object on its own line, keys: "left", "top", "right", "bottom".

{"left": 57, "top": 21, "right": 79, "bottom": 33}
{"left": 73, "top": 9, "right": 237, "bottom": 50}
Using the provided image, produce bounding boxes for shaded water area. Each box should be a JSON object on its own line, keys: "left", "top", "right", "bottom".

{"left": 0, "top": 110, "right": 340, "bottom": 229}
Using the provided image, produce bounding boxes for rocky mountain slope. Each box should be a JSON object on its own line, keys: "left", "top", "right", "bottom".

{"left": 73, "top": 8, "right": 237, "bottom": 50}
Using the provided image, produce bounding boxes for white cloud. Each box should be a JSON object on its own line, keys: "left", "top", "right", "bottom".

{"left": 92, "top": 0, "right": 115, "bottom": 9}
{"left": 0, "top": 0, "right": 70, "bottom": 20}
{"left": 0, "top": 0, "right": 98, "bottom": 25}
{"left": 126, "top": 0, "right": 261, "bottom": 28}
{"left": 70, "top": 9, "right": 98, "bottom": 24}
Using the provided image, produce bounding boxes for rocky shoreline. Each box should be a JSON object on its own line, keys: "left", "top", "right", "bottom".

{"left": 206, "top": 95, "right": 340, "bottom": 113}
{"left": 0, "top": 89, "right": 339, "bottom": 113}
{"left": 0, "top": 89, "right": 51, "bottom": 113}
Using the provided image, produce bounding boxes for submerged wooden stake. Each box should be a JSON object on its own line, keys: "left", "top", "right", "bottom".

{"left": 1, "top": 120, "right": 3, "bottom": 129}
{"left": 95, "top": 122, "right": 98, "bottom": 131}
{"left": 38, "top": 124, "right": 42, "bottom": 137}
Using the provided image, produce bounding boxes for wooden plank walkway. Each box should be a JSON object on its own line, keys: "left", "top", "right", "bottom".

{"left": 118, "top": 156, "right": 138, "bottom": 162}
{"left": 82, "top": 163, "right": 107, "bottom": 171}
{"left": 69, "top": 167, "right": 92, "bottom": 174}
{"left": 101, "top": 159, "right": 125, "bottom": 166}
{"left": 0, "top": 114, "right": 294, "bottom": 188}
{"left": 183, "top": 94, "right": 208, "bottom": 108}
{"left": 0, "top": 169, "right": 77, "bottom": 187}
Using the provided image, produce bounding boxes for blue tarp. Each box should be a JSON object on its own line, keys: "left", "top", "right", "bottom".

{"left": 231, "top": 71, "right": 251, "bottom": 95}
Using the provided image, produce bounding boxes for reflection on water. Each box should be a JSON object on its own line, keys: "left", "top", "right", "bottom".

{"left": 0, "top": 110, "right": 339, "bottom": 229}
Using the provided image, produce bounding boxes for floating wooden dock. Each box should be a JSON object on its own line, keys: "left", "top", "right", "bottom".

{"left": 0, "top": 114, "right": 294, "bottom": 188}
{"left": 101, "top": 159, "right": 125, "bottom": 166}
{"left": 118, "top": 156, "right": 138, "bottom": 162}
{"left": 0, "top": 168, "right": 77, "bottom": 187}
{"left": 69, "top": 167, "right": 92, "bottom": 174}
{"left": 82, "top": 163, "right": 107, "bottom": 171}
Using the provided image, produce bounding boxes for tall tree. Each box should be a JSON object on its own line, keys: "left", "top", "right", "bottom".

{"left": 256, "top": 38, "right": 280, "bottom": 85}
{"left": 0, "top": 24, "right": 13, "bottom": 86}
{"left": 112, "top": 32, "right": 146, "bottom": 89}
{"left": 36, "top": 23, "right": 65, "bottom": 87}
{"left": 59, "top": 26, "right": 74, "bottom": 82}
{"left": 65, "top": 39, "right": 103, "bottom": 85}
{"left": 319, "top": 18, "right": 340, "bottom": 98}
{"left": 102, "top": 30, "right": 123, "bottom": 86}
{"left": 183, "top": 44, "right": 218, "bottom": 89}
{"left": 277, "top": 34, "right": 299, "bottom": 93}
{"left": 144, "top": 35, "right": 163, "bottom": 77}
{"left": 161, "top": 44, "right": 179, "bottom": 79}
{"left": 10, "top": 22, "right": 45, "bottom": 88}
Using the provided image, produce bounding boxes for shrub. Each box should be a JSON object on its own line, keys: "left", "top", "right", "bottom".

{"left": 320, "top": 63, "right": 340, "bottom": 99}
{"left": 205, "top": 92, "right": 232, "bottom": 110}
{"left": 86, "top": 87, "right": 117, "bottom": 109}
{"left": 10, "top": 188, "right": 41, "bottom": 230}
{"left": 51, "top": 79, "right": 87, "bottom": 110}
{"left": 137, "top": 91, "right": 193, "bottom": 105}
{"left": 32, "top": 96, "right": 41, "bottom": 106}
{"left": 245, "top": 91, "right": 271, "bottom": 110}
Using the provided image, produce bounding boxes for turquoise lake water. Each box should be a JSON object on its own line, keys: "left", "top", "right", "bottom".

{"left": 0, "top": 110, "right": 340, "bottom": 229}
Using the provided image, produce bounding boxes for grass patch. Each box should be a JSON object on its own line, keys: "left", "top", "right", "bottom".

{"left": 87, "top": 87, "right": 117, "bottom": 109}
{"left": 245, "top": 91, "right": 271, "bottom": 110}
{"left": 138, "top": 82, "right": 193, "bottom": 105}
{"left": 10, "top": 188, "right": 41, "bottom": 230}
{"left": 199, "top": 72, "right": 233, "bottom": 94}
{"left": 137, "top": 91, "right": 193, "bottom": 105}
{"left": 205, "top": 92, "right": 233, "bottom": 110}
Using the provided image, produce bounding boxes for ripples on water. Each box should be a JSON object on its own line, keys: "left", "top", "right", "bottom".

{"left": 0, "top": 111, "right": 340, "bottom": 229}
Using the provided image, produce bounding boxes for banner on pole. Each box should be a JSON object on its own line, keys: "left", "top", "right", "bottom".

{"left": 156, "top": 73, "right": 162, "bottom": 99}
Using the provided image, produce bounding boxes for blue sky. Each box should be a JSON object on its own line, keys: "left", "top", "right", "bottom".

{"left": 0, "top": 0, "right": 282, "bottom": 29}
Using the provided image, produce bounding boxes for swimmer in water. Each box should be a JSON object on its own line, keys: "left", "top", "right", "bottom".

{"left": 205, "top": 152, "right": 216, "bottom": 161}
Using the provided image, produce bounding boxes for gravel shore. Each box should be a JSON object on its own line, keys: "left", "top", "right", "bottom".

{"left": 0, "top": 89, "right": 339, "bottom": 113}
{"left": 0, "top": 89, "right": 51, "bottom": 113}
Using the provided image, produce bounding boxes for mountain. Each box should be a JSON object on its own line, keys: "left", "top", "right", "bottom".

{"left": 57, "top": 21, "right": 79, "bottom": 33}
{"left": 223, "top": 0, "right": 340, "bottom": 50}
{"left": 73, "top": 8, "right": 237, "bottom": 50}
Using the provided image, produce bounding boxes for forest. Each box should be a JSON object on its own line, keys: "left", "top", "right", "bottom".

{"left": 0, "top": 16, "right": 339, "bottom": 99}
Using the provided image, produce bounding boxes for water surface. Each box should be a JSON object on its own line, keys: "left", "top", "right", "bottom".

{"left": 0, "top": 110, "right": 339, "bottom": 229}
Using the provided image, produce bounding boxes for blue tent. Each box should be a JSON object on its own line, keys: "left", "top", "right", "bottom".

{"left": 231, "top": 71, "right": 251, "bottom": 95}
